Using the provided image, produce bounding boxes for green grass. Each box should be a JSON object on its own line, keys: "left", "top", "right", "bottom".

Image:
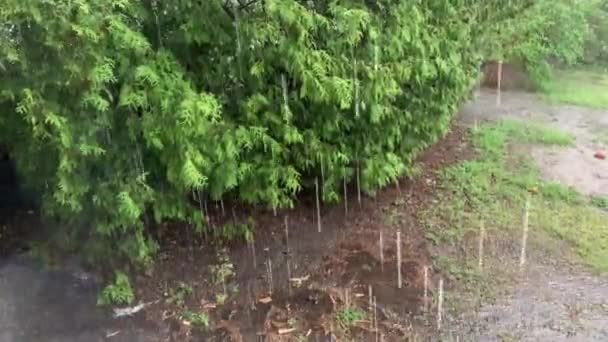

{"left": 590, "top": 195, "right": 608, "bottom": 209}
{"left": 425, "top": 118, "right": 608, "bottom": 275}
{"left": 182, "top": 310, "right": 210, "bottom": 328}
{"left": 336, "top": 308, "right": 367, "bottom": 327}
{"left": 540, "top": 68, "right": 608, "bottom": 109}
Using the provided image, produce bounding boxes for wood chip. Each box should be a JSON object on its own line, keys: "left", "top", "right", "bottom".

{"left": 106, "top": 330, "right": 120, "bottom": 338}
{"left": 355, "top": 293, "right": 365, "bottom": 298}
{"left": 289, "top": 275, "right": 310, "bottom": 286}
{"left": 258, "top": 296, "right": 273, "bottom": 304}
{"left": 203, "top": 303, "right": 217, "bottom": 309}
{"left": 278, "top": 327, "right": 296, "bottom": 335}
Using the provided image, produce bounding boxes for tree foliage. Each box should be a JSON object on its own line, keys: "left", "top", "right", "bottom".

{"left": 583, "top": 0, "right": 608, "bottom": 65}
{"left": 485, "top": 0, "right": 602, "bottom": 81}
{"left": 1, "top": 0, "right": 537, "bottom": 264}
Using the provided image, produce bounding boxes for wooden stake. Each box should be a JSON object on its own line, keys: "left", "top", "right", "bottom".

{"left": 343, "top": 170, "right": 348, "bottom": 217}
{"left": 198, "top": 190, "right": 208, "bottom": 240}
{"left": 345, "top": 288, "right": 350, "bottom": 308}
{"left": 519, "top": 197, "right": 530, "bottom": 270}
{"left": 284, "top": 216, "right": 290, "bottom": 254}
{"left": 368, "top": 285, "right": 373, "bottom": 321}
{"left": 478, "top": 219, "right": 485, "bottom": 272}
{"left": 356, "top": 163, "right": 362, "bottom": 208}
{"left": 438, "top": 278, "right": 444, "bottom": 331}
{"left": 250, "top": 237, "right": 257, "bottom": 269}
{"left": 397, "top": 231, "right": 402, "bottom": 289}
{"left": 220, "top": 199, "right": 225, "bottom": 216}
{"left": 315, "top": 177, "right": 322, "bottom": 233}
{"left": 267, "top": 258, "right": 273, "bottom": 294}
{"left": 379, "top": 231, "right": 384, "bottom": 272}
{"left": 285, "top": 216, "right": 292, "bottom": 292}
{"left": 496, "top": 60, "right": 503, "bottom": 107}
{"left": 373, "top": 296, "right": 378, "bottom": 339}
{"left": 423, "top": 265, "right": 429, "bottom": 313}
{"left": 320, "top": 157, "right": 325, "bottom": 199}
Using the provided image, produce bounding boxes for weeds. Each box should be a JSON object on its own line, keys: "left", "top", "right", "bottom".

{"left": 590, "top": 195, "right": 608, "bottom": 209}
{"left": 182, "top": 310, "right": 210, "bottom": 328}
{"left": 97, "top": 271, "right": 134, "bottom": 306}
{"left": 210, "top": 248, "right": 235, "bottom": 300}
{"left": 336, "top": 307, "right": 367, "bottom": 327}
{"left": 426, "top": 118, "right": 608, "bottom": 287}
{"left": 166, "top": 281, "right": 193, "bottom": 306}
{"left": 214, "top": 221, "right": 254, "bottom": 245}
{"left": 539, "top": 68, "right": 608, "bottom": 109}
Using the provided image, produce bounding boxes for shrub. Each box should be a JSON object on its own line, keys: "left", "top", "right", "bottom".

{"left": 0, "top": 0, "right": 533, "bottom": 264}
{"left": 97, "top": 270, "right": 134, "bottom": 306}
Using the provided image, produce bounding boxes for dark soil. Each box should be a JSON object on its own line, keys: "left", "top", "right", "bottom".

{"left": 130, "top": 122, "right": 474, "bottom": 341}
{"left": 481, "top": 61, "right": 535, "bottom": 91}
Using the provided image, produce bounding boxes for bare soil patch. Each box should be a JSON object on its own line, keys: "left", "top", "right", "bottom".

{"left": 129, "top": 123, "right": 472, "bottom": 341}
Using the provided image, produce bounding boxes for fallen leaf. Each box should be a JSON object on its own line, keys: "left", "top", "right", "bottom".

{"left": 106, "top": 330, "right": 121, "bottom": 338}
{"left": 203, "top": 303, "right": 217, "bottom": 309}
{"left": 278, "top": 328, "right": 296, "bottom": 335}
{"left": 289, "top": 275, "right": 310, "bottom": 287}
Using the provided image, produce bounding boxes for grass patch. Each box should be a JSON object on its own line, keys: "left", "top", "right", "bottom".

{"left": 493, "top": 119, "right": 575, "bottom": 147}
{"left": 336, "top": 308, "right": 367, "bottom": 328}
{"left": 590, "top": 195, "right": 608, "bottom": 210}
{"left": 425, "top": 118, "right": 607, "bottom": 280}
{"left": 540, "top": 68, "right": 608, "bottom": 109}
{"left": 182, "top": 310, "right": 210, "bottom": 328}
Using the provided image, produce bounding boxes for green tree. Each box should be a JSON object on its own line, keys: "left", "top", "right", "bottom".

{"left": 0, "top": 0, "right": 536, "bottom": 265}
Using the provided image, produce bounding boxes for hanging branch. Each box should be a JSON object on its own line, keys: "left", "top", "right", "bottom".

{"left": 320, "top": 155, "right": 325, "bottom": 201}
{"left": 353, "top": 48, "right": 360, "bottom": 118}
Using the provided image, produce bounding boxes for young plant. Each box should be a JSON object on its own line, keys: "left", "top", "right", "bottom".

{"left": 97, "top": 271, "right": 134, "bottom": 306}
{"left": 337, "top": 307, "right": 367, "bottom": 328}
{"left": 182, "top": 310, "right": 210, "bottom": 328}
{"left": 166, "top": 281, "right": 194, "bottom": 307}
{"left": 210, "top": 248, "right": 235, "bottom": 297}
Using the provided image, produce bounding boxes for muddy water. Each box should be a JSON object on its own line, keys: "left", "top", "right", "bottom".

{"left": 0, "top": 255, "right": 160, "bottom": 342}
